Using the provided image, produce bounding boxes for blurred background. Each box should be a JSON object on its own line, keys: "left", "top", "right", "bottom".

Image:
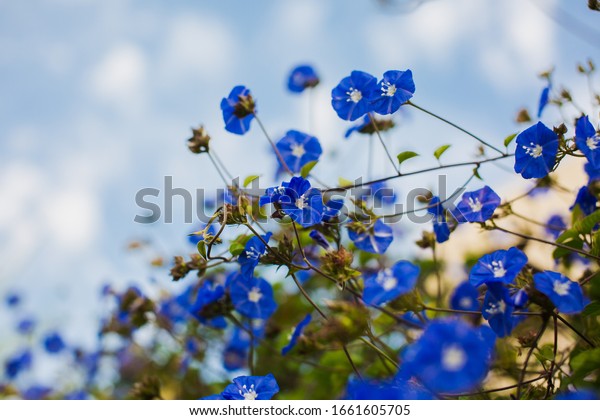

{"left": 0, "top": 0, "right": 598, "bottom": 385}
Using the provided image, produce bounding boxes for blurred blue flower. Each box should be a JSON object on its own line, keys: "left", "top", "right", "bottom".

{"left": 282, "top": 314, "right": 312, "bottom": 355}
{"left": 514, "top": 121, "right": 559, "bottom": 179}
{"left": 450, "top": 281, "right": 480, "bottom": 312}
{"left": 22, "top": 385, "right": 52, "bottom": 400}
{"left": 482, "top": 283, "right": 515, "bottom": 337}
{"left": 570, "top": 185, "right": 597, "bottom": 216}
{"left": 369, "top": 70, "right": 415, "bottom": 115}
{"left": 220, "top": 85, "right": 255, "bottom": 135}
{"left": 238, "top": 232, "right": 272, "bottom": 278}
{"left": 230, "top": 276, "right": 277, "bottom": 319}
{"left": 221, "top": 374, "right": 280, "bottom": 400}
{"left": 223, "top": 321, "right": 265, "bottom": 371}
{"left": 275, "top": 130, "right": 322, "bottom": 174}
{"left": 363, "top": 261, "right": 419, "bottom": 305}
{"left": 5, "top": 292, "right": 20, "bottom": 308}
{"left": 331, "top": 71, "right": 377, "bottom": 121}
{"left": 189, "top": 280, "right": 227, "bottom": 329}
{"left": 469, "top": 247, "right": 528, "bottom": 287}
{"left": 5, "top": 349, "right": 32, "bottom": 379}
{"left": 65, "top": 390, "right": 90, "bottom": 400}
{"left": 287, "top": 64, "right": 319, "bottom": 93}
{"left": 345, "top": 377, "right": 433, "bottom": 400}
{"left": 555, "top": 389, "right": 598, "bottom": 400}
{"left": 534, "top": 271, "right": 587, "bottom": 314}
{"left": 43, "top": 332, "right": 66, "bottom": 354}
{"left": 260, "top": 176, "right": 323, "bottom": 227}
{"left": 575, "top": 115, "right": 600, "bottom": 169}
{"left": 452, "top": 186, "right": 501, "bottom": 223}
{"left": 537, "top": 83, "right": 551, "bottom": 118}
{"left": 545, "top": 214, "right": 566, "bottom": 239}
{"left": 348, "top": 219, "right": 393, "bottom": 254}
{"left": 360, "top": 181, "right": 396, "bottom": 205}
{"left": 17, "top": 318, "right": 35, "bottom": 335}
{"left": 428, "top": 196, "right": 450, "bottom": 243}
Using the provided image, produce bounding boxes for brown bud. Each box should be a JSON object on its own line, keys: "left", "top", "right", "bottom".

{"left": 187, "top": 125, "right": 210, "bottom": 154}
{"left": 516, "top": 108, "right": 532, "bottom": 123}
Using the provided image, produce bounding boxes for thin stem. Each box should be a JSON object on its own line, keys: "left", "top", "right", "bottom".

{"left": 253, "top": 113, "right": 294, "bottom": 176}
{"left": 342, "top": 345, "right": 363, "bottom": 380}
{"left": 291, "top": 272, "right": 328, "bottom": 320}
{"left": 407, "top": 101, "right": 506, "bottom": 156}
{"left": 209, "top": 148, "right": 234, "bottom": 182}
{"left": 443, "top": 374, "right": 548, "bottom": 398}
{"left": 555, "top": 313, "right": 596, "bottom": 347}
{"left": 545, "top": 314, "right": 559, "bottom": 399}
{"left": 367, "top": 135, "right": 373, "bottom": 180}
{"left": 358, "top": 337, "right": 399, "bottom": 369}
{"left": 516, "top": 316, "right": 549, "bottom": 399}
{"left": 369, "top": 112, "right": 400, "bottom": 174}
{"left": 207, "top": 151, "right": 230, "bottom": 187}
{"left": 432, "top": 244, "right": 442, "bottom": 307}
{"left": 227, "top": 314, "right": 255, "bottom": 375}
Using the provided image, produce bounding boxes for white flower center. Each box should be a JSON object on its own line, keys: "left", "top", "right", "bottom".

{"left": 295, "top": 194, "right": 307, "bottom": 209}
{"left": 586, "top": 135, "right": 600, "bottom": 151}
{"left": 441, "top": 345, "right": 467, "bottom": 371}
{"left": 467, "top": 197, "right": 483, "bottom": 213}
{"left": 522, "top": 142, "right": 543, "bottom": 158}
{"left": 490, "top": 260, "right": 507, "bottom": 278}
{"left": 459, "top": 297, "right": 473, "bottom": 308}
{"left": 240, "top": 384, "right": 258, "bottom": 400}
{"left": 485, "top": 299, "right": 506, "bottom": 316}
{"left": 552, "top": 279, "right": 570, "bottom": 296}
{"left": 247, "top": 287, "right": 262, "bottom": 303}
{"left": 376, "top": 268, "right": 397, "bottom": 291}
{"left": 347, "top": 87, "right": 362, "bottom": 103}
{"left": 381, "top": 81, "right": 397, "bottom": 97}
{"left": 291, "top": 143, "right": 305, "bottom": 158}
{"left": 245, "top": 246, "right": 262, "bottom": 260}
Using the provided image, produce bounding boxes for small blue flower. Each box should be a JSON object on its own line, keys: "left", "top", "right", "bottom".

{"left": 469, "top": 247, "right": 528, "bottom": 287}
{"left": 345, "top": 377, "right": 434, "bottom": 400}
{"left": 570, "top": 185, "right": 597, "bottom": 216}
{"left": 514, "top": 121, "right": 559, "bottom": 179}
{"left": 260, "top": 176, "right": 323, "bottom": 227}
{"left": 482, "top": 283, "right": 515, "bottom": 337}
{"left": 428, "top": 196, "right": 450, "bottom": 243}
{"left": 189, "top": 280, "right": 227, "bottom": 329}
{"left": 348, "top": 219, "right": 394, "bottom": 254}
{"left": 537, "top": 83, "right": 551, "bottom": 118}
{"left": 282, "top": 314, "right": 312, "bottom": 355}
{"left": 287, "top": 64, "right": 319, "bottom": 93}
{"left": 188, "top": 223, "right": 216, "bottom": 245}
{"left": 545, "top": 214, "right": 566, "bottom": 239}
{"left": 575, "top": 115, "right": 600, "bottom": 169}
{"left": 5, "top": 349, "right": 32, "bottom": 379}
{"left": 22, "top": 385, "right": 52, "bottom": 400}
{"left": 309, "top": 230, "right": 332, "bottom": 251}
{"left": 360, "top": 181, "right": 396, "bottom": 205}
{"left": 401, "top": 319, "right": 492, "bottom": 393}
{"left": 323, "top": 197, "right": 344, "bottom": 222}
{"left": 17, "top": 318, "right": 35, "bottom": 335}
{"left": 221, "top": 374, "right": 280, "bottom": 400}
{"left": 5, "top": 292, "right": 20, "bottom": 308}
{"left": 43, "top": 332, "right": 66, "bottom": 354}
{"left": 230, "top": 276, "right": 277, "bottom": 319}
{"left": 450, "top": 281, "right": 480, "bottom": 312}
{"left": 452, "top": 186, "right": 501, "bottom": 223}
{"left": 220, "top": 85, "right": 256, "bottom": 135}
{"left": 238, "top": 232, "right": 272, "bottom": 278}
{"left": 331, "top": 71, "right": 377, "bottom": 121}
{"left": 275, "top": 130, "right": 323, "bottom": 174}
{"left": 363, "top": 261, "right": 419, "bottom": 305}
{"left": 369, "top": 70, "right": 415, "bottom": 115}
{"left": 534, "top": 271, "right": 587, "bottom": 314}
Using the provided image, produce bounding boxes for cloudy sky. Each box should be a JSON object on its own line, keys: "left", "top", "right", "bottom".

{"left": 0, "top": 0, "right": 598, "bottom": 357}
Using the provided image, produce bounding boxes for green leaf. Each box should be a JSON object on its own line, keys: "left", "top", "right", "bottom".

{"left": 229, "top": 242, "right": 246, "bottom": 256}
{"left": 569, "top": 348, "right": 600, "bottom": 386}
{"left": 433, "top": 144, "right": 451, "bottom": 160}
{"left": 338, "top": 177, "right": 353, "bottom": 187}
{"left": 396, "top": 151, "right": 419, "bottom": 166}
{"left": 300, "top": 160, "right": 318, "bottom": 178}
{"left": 503, "top": 133, "right": 517, "bottom": 147}
{"left": 572, "top": 209, "right": 600, "bottom": 235}
{"left": 197, "top": 241, "right": 207, "bottom": 259}
{"left": 243, "top": 175, "right": 260, "bottom": 187}
{"left": 582, "top": 301, "right": 600, "bottom": 317}
{"left": 473, "top": 166, "right": 483, "bottom": 181}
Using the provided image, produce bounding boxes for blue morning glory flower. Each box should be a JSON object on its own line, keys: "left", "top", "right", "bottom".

{"left": 514, "top": 121, "right": 559, "bottom": 179}
{"left": 345, "top": 377, "right": 434, "bottom": 400}
{"left": 275, "top": 130, "right": 323, "bottom": 174}
{"left": 452, "top": 186, "right": 501, "bottom": 223}
{"left": 221, "top": 374, "right": 280, "bottom": 400}
{"left": 230, "top": 276, "right": 277, "bottom": 319}
{"left": 585, "top": 162, "right": 600, "bottom": 183}
{"left": 5, "top": 349, "right": 32, "bottom": 379}
{"left": 287, "top": 64, "right": 319, "bottom": 93}
{"left": 220, "top": 85, "right": 256, "bottom": 135}
{"left": 401, "top": 319, "right": 492, "bottom": 393}
{"left": 469, "top": 247, "right": 528, "bottom": 287}
{"left": 575, "top": 115, "right": 600, "bottom": 169}
{"left": 260, "top": 176, "right": 323, "bottom": 227}
{"left": 189, "top": 280, "right": 227, "bottom": 329}
{"left": 428, "top": 196, "right": 450, "bottom": 243}
{"left": 537, "top": 83, "right": 551, "bottom": 118}
{"left": 362, "top": 261, "right": 419, "bottom": 305}
{"left": 545, "top": 214, "right": 566, "bottom": 239}
{"left": 43, "top": 332, "right": 66, "bottom": 354}
{"left": 534, "top": 271, "right": 587, "bottom": 314}
{"left": 282, "top": 314, "right": 312, "bottom": 355}
{"left": 323, "top": 197, "right": 344, "bottom": 222}
{"left": 570, "top": 186, "right": 597, "bottom": 216}
{"left": 369, "top": 70, "right": 415, "bottom": 115}
{"left": 188, "top": 223, "right": 216, "bottom": 245}
{"left": 360, "top": 181, "right": 396, "bottom": 205}
{"left": 450, "top": 281, "right": 480, "bottom": 312}
{"left": 331, "top": 71, "right": 377, "bottom": 121}
{"left": 348, "top": 219, "right": 394, "bottom": 254}
{"left": 482, "top": 283, "right": 515, "bottom": 337}
{"left": 238, "top": 232, "right": 272, "bottom": 278}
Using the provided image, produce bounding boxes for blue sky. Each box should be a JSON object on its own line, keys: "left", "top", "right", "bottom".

{"left": 0, "top": 0, "right": 598, "bottom": 364}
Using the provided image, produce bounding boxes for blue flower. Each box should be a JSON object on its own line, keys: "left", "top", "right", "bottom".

{"left": 5, "top": 292, "right": 20, "bottom": 308}
{"left": 309, "top": 230, "right": 332, "bottom": 251}
{"left": 17, "top": 318, "right": 35, "bottom": 335}
{"left": 348, "top": 219, "right": 393, "bottom": 254}
{"left": 221, "top": 374, "right": 280, "bottom": 400}
{"left": 450, "top": 281, "right": 480, "bottom": 312}
{"left": 363, "top": 261, "right": 419, "bottom": 305}
{"left": 223, "top": 321, "right": 265, "bottom": 371}
{"left": 570, "top": 185, "right": 597, "bottom": 216}
{"left": 469, "top": 247, "right": 528, "bottom": 287}
{"left": 545, "top": 214, "right": 566, "bottom": 239}
{"left": 428, "top": 196, "right": 450, "bottom": 243}
{"left": 188, "top": 223, "right": 216, "bottom": 245}
{"left": 537, "top": 83, "right": 551, "bottom": 118}
{"left": 345, "top": 377, "right": 434, "bottom": 400}
{"left": 511, "top": 288, "right": 529, "bottom": 308}
{"left": 555, "top": 389, "right": 598, "bottom": 400}
{"left": 575, "top": 115, "right": 600, "bottom": 169}
{"left": 5, "top": 349, "right": 32, "bottom": 379}
{"left": 238, "top": 232, "right": 272, "bottom": 278}
{"left": 401, "top": 319, "right": 492, "bottom": 393}
{"left": 220, "top": 85, "right": 256, "bottom": 135}
{"left": 287, "top": 64, "right": 319, "bottom": 93}
{"left": 360, "top": 181, "right": 396, "bottom": 205}
{"left": 452, "top": 186, "right": 501, "bottom": 223}
{"left": 189, "top": 280, "right": 227, "bottom": 329}
{"left": 323, "top": 197, "right": 344, "bottom": 222}
{"left": 22, "top": 385, "right": 52, "bottom": 400}
{"left": 482, "top": 283, "right": 515, "bottom": 337}
{"left": 331, "top": 71, "right": 377, "bottom": 121}
{"left": 260, "top": 176, "right": 323, "bottom": 227}
{"left": 282, "top": 314, "right": 312, "bottom": 355}
{"left": 275, "top": 130, "right": 323, "bottom": 174}
{"left": 514, "top": 121, "right": 559, "bottom": 179}
{"left": 534, "top": 271, "right": 587, "bottom": 314}
{"left": 369, "top": 70, "right": 415, "bottom": 115}
{"left": 43, "top": 332, "right": 66, "bottom": 354}
{"left": 585, "top": 162, "right": 600, "bottom": 183}
{"left": 230, "top": 276, "right": 277, "bottom": 319}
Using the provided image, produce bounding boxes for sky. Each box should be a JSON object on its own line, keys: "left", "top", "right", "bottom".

{"left": 0, "top": 0, "right": 598, "bottom": 366}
